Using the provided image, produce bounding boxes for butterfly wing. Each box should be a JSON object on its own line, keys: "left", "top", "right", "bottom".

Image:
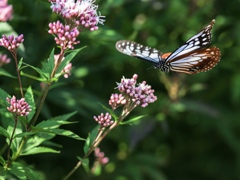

{"left": 166, "top": 19, "right": 215, "bottom": 61}
{"left": 169, "top": 47, "right": 221, "bottom": 74}
{"left": 115, "top": 40, "right": 162, "bottom": 64}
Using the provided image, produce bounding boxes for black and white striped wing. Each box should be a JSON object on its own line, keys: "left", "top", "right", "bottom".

{"left": 166, "top": 19, "right": 215, "bottom": 62}
{"left": 115, "top": 40, "right": 162, "bottom": 64}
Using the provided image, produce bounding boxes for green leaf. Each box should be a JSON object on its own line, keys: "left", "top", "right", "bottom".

{"left": 14, "top": 131, "right": 36, "bottom": 138}
{"left": 120, "top": 115, "right": 147, "bottom": 125}
{"left": 32, "top": 127, "right": 85, "bottom": 141}
{"left": 21, "top": 62, "right": 49, "bottom": 81}
{"left": 55, "top": 47, "right": 86, "bottom": 77}
{"left": 41, "top": 48, "right": 55, "bottom": 75}
{"left": 0, "top": 126, "right": 10, "bottom": 139}
{"left": 83, "top": 125, "right": 99, "bottom": 154}
{"left": 35, "top": 111, "right": 77, "bottom": 128}
{"left": 20, "top": 71, "right": 46, "bottom": 82}
{"left": 18, "top": 58, "right": 23, "bottom": 69}
{"left": 0, "top": 88, "right": 10, "bottom": 106}
{"left": 77, "top": 156, "right": 90, "bottom": 173}
{"left": 21, "top": 146, "right": 59, "bottom": 155}
{"left": 0, "top": 68, "right": 16, "bottom": 78}
{"left": 99, "top": 103, "right": 118, "bottom": 120}
{"left": 24, "top": 86, "right": 35, "bottom": 121}
{"left": 5, "top": 162, "right": 45, "bottom": 179}
{"left": 9, "top": 163, "right": 26, "bottom": 180}
{"left": 0, "top": 156, "right": 6, "bottom": 166}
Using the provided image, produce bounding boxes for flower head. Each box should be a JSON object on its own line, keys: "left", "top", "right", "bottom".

{"left": 48, "top": 21, "right": 80, "bottom": 50}
{"left": 6, "top": 96, "right": 31, "bottom": 116}
{"left": 109, "top": 93, "right": 127, "bottom": 110}
{"left": 0, "top": 53, "right": 10, "bottom": 67}
{"left": 93, "top": 113, "right": 114, "bottom": 127}
{"left": 116, "top": 74, "right": 157, "bottom": 108}
{"left": 49, "top": 0, "right": 105, "bottom": 31}
{"left": 0, "top": 0, "right": 13, "bottom": 22}
{"left": 0, "top": 34, "right": 24, "bottom": 52}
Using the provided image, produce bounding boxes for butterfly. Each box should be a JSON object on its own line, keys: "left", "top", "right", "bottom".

{"left": 115, "top": 19, "right": 221, "bottom": 74}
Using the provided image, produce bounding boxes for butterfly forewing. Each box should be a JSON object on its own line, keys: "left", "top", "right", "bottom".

{"left": 115, "top": 40, "right": 162, "bottom": 64}
{"left": 170, "top": 47, "right": 221, "bottom": 74}
{"left": 165, "top": 19, "right": 215, "bottom": 61}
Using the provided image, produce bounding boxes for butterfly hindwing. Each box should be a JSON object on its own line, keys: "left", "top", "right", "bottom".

{"left": 169, "top": 46, "right": 221, "bottom": 74}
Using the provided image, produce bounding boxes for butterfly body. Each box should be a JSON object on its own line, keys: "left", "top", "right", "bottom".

{"left": 115, "top": 19, "right": 221, "bottom": 74}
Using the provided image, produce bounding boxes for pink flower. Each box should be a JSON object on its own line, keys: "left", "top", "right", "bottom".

{"left": 6, "top": 96, "right": 31, "bottom": 116}
{"left": 0, "top": 53, "right": 10, "bottom": 67}
{"left": 117, "top": 74, "right": 157, "bottom": 108}
{"left": 93, "top": 113, "right": 114, "bottom": 127}
{"left": 48, "top": 21, "right": 80, "bottom": 50}
{"left": 94, "top": 148, "right": 109, "bottom": 165}
{"left": 49, "top": 0, "right": 105, "bottom": 31}
{"left": 0, "top": 34, "right": 24, "bottom": 52}
{"left": 109, "top": 93, "right": 127, "bottom": 110}
{"left": 0, "top": 0, "right": 13, "bottom": 22}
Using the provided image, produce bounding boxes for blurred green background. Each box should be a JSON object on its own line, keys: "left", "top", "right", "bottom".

{"left": 1, "top": 0, "right": 240, "bottom": 179}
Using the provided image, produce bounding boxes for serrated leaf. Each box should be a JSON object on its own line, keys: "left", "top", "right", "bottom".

{"left": 24, "top": 86, "right": 35, "bottom": 121}
{"left": 35, "top": 120, "right": 77, "bottom": 129}
{"left": 21, "top": 146, "right": 59, "bottom": 156}
{"left": 120, "top": 115, "right": 147, "bottom": 125}
{"left": 56, "top": 47, "right": 86, "bottom": 76}
{"left": 42, "top": 48, "right": 55, "bottom": 75}
{"left": 0, "top": 68, "right": 16, "bottom": 78}
{"left": 14, "top": 131, "right": 36, "bottom": 138}
{"left": 0, "top": 126, "right": 10, "bottom": 139}
{"left": 83, "top": 125, "right": 99, "bottom": 154}
{"left": 34, "top": 127, "right": 84, "bottom": 141}
{"left": 9, "top": 163, "right": 26, "bottom": 180}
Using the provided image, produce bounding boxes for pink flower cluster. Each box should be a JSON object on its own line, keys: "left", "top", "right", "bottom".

{"left": 49, "top": 0, "right": 105, "bottom": 31}
{"left": 0, "top": 53, "right": 10, "bottom": 67}
{"left": 109, "top": 93, "right": 126, "bottom": 110}
{"left": 94, "top": 147, "right": 109, "bottom": 165}
{"left": 0, "top": 0, "right": 13, "bottom": 22}
{"left": 48, "top": 21, "right": 80, "bottom": 50}
{"left": 93, "top": 113, "right": 114, "bottom": 127}
{"left": 109, "top": 74, "right": 157, "bottom": 109}
{"left": 0, "top": 34, "right": 24, "bottom": 51}
{"left": 6, "top": 96, "right": 31, "bottom": 116}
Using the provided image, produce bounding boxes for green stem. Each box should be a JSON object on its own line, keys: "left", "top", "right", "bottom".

{"left": 11, "top": 51, "right": 24, "bottom": 98}
{"left": 63, "top": 106, "right": 132, "bottom": 180}
{"left": 6, "top": 114, "right": 18, "bottom": 167}
{"left": 28, "top": 82, "right": 52, "bottom": 129}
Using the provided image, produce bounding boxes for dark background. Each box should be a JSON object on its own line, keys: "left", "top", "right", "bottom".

{"left": 1, "top": 0, "right": 240, "bottom": 179}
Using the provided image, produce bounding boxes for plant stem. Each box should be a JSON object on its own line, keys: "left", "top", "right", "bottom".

{"left": 7, "top": 114, "right": 18, "bottom": 167}
{"left": 63, "top": 107, "right": 133, "bottom": 180}
{"left": 11, "top": 51, "right": 24, "bottom": 98}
